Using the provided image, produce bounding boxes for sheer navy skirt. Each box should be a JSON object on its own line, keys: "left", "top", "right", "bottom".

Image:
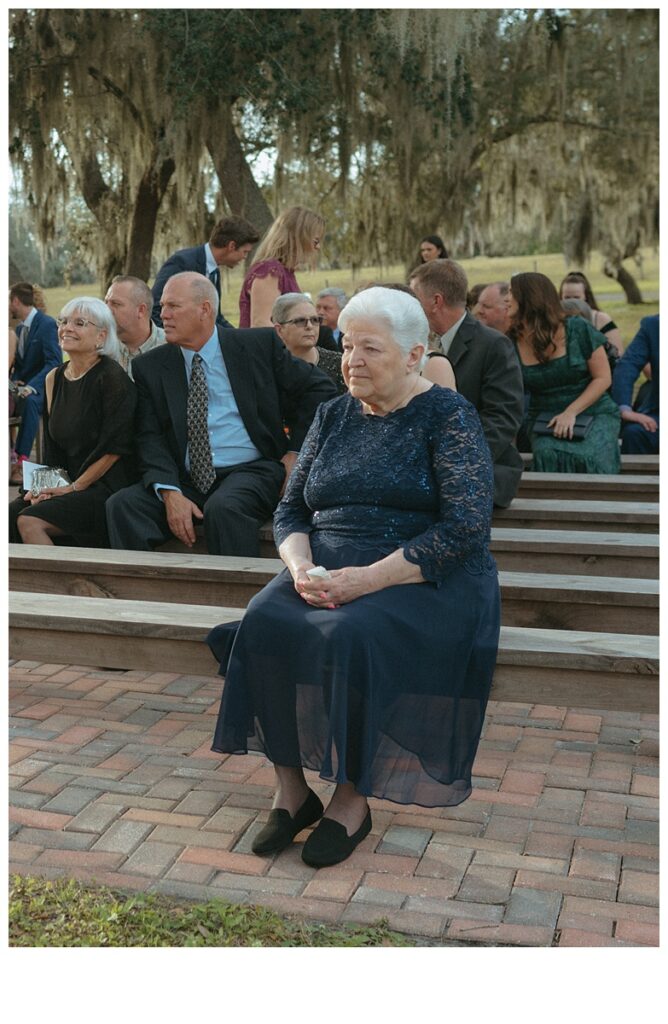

{"left": 209, "top": 536, "right": 500, "bottom": 808}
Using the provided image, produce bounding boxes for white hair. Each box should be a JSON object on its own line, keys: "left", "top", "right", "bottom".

{"left": 338, "top": 286, "right": 430, "bottom": 367}
{"left": 317, "top": 287, "right": 348, "bottom": 310}
{"left": 60, "top": 296, "right": 122, "bottom": 362}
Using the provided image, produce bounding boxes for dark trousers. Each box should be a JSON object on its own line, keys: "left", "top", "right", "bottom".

{"left": 105, "top": 458, "right": 285, "bottom": 556}
{"left": 620, "top": 416, "right": 659, "bottom": 454}
{"left": 13, "top": 391, "right": 43, "bottom": 458}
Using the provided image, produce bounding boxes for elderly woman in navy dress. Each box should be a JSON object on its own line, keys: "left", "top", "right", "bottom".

{"left": 209, "top": 287, "right": 500, "bottom": 868}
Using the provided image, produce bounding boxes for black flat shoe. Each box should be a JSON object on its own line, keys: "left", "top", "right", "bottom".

{"left": 301, "top": 809, "right": 372, "bottom": 867}
{"left": 251, "top": 789, "right": 324, "bottom": 856}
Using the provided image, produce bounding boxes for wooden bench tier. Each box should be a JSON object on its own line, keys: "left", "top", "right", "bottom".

{"left": 491, "top": 499, "right": 658, "bottom": 534}
{"left": 9, "top": 546, "right": 659, "bottom": 634}
{"left": 9, "top": 592, "right": 659, "bottom": 713}
{"left": 521, "top": 452, "right": 659, "bottom": 475}
{"left": 255, "top": 524, "right": 660, "bottom": 570}
{"left": 517, "top": 472, "right": 658, "bottom": 503}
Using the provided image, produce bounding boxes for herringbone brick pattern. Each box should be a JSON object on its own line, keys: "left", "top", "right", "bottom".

{"left": 9, "top": 660, "right": 659, "bottom": 946}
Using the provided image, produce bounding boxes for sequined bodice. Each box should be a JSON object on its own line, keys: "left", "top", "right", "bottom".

{"left": 273, "top": 387, "right": 494, "bottom": 583}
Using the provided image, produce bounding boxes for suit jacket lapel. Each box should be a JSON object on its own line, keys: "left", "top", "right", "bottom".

{"left": 217, "top": 328, "right": 258, "bottom": 437}
{"left": 447, "top": 312, "right": 475, "bottom": 367}
{"left": 160, "top": 345, "right": 189, "bottom": 460}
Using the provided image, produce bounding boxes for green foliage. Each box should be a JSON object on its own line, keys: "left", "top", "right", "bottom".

{"left": 9, "top": 875, "right": 412, "bottom": 948}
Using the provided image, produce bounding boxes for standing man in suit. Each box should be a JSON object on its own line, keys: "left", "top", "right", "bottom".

{"left": 107, "top": 272, "right": 336, "bottom": 555}
{"left": 612, "top": 314, "right": 659, "bottom": 454}
{"left": 151, "top": 216, "right": 260, "bottom": 328}
{"left": 410, "top": 259, "right": 524, "bottom": 507}
{"left": 9, "top": 282, "right": 62, "bottom": 484}
{"left": 316, "top": 288, "right": 348, "bottom": 350}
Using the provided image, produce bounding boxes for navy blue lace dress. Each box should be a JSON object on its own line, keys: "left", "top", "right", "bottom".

{"left": 209, "top": 387, "right": 500, "bottom": 807}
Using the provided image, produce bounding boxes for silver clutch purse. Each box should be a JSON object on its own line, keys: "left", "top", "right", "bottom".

{"left": 30, "top": 467, "right": 71, "bottom": 496}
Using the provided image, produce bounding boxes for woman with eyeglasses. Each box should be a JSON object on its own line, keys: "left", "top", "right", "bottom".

{"left": 238, "top": 206, "right": 325, "bottom": 329}
{"left": 271, "top": 293, "right": 346, "bottom": 394}
{"left": 9, "top": 297, "right": 138, "bottom": 547}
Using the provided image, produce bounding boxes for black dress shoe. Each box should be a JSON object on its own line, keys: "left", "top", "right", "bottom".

{"left": 301, "top": 809, "right": 372, "bottom": 867}
{"left": 251, "top": 789, "right": 324, "bottom": 856}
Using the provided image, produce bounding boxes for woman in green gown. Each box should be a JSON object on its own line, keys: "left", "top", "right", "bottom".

{"left": 507, "top": 273, "right": 620, "bottom": 474}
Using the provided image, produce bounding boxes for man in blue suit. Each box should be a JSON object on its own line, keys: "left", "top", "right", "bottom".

{"left": 611, "top": 314, "right": 659, "bottom": 454}
{"left": 151, "top": 216, "right": 260, "bottom": 328}
{"left": 9, "top": 282, "right": 62, "bottom": 483}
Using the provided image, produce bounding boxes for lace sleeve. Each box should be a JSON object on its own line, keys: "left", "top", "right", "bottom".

{"left": 272, "top": 401, "right": 326, "bottom": 546}
{"left": 402, "top": 397, "right": 494, "bottom": 584}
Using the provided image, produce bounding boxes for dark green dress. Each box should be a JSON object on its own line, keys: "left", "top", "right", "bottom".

{"left": 521, "top": 317, "right": 621, "bottom": 474}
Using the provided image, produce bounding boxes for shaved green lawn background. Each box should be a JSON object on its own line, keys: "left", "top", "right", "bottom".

{"left": 43, "top": 247, "right": 658, "bottom": 347}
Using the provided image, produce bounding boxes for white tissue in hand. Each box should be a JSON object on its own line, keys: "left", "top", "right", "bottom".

{"left": 306, "top": 566, "right": 331, "bottom": 579}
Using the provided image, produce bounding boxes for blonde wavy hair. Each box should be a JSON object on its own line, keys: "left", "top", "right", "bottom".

{"left": 252, "top": 206, "right": 325, "bottom": 272}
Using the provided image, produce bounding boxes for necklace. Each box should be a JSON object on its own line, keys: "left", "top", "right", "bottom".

{"left": 64, "top": 358, "right": 101, "bottom": 382}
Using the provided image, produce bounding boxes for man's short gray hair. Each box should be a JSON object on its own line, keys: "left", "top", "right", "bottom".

{"left": 271, "top": 292, "right": 314, "bottom": 324}
{"left": 60, "top": 296, "right": 122, "bottom": 362}
{"left": 167, "top": 271, "right": 218, "bottom": 311}
{"left": 110, "top": 275, "right": 154, "bottom": 311}
{"left": 338, "top": 286, "right": 430, "bottom": 367}
{"left": 317, "top": 287, "right": 348, "bottom": 310}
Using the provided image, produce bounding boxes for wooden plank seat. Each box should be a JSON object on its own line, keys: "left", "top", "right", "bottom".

{"left": 521, "top": 452, "right": 659, "bottom": 475}
{"left": 517, "top": 472, "right": 658, "bottom": 503}
{"left": 8, "top": 591, "right": 659, "bottom": 713}
{"left": 9, "top": 545, "right": 659, "bottom": 634}
{"left": 256, "top": 525, "right": 660, "bottom": 572}
{"left": 491, "top": 499, "right": 659, "bottom": 534}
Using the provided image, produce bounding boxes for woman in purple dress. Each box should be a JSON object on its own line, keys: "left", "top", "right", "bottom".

{"left": 238, "top": 206, "right": 325, "bottom": 328}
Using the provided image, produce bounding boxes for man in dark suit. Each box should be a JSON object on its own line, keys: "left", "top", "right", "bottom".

{"left": 151, "top": 216, "right": 260, "bottom": 328}
{"left": 9, "top": 282, "right": 62, "bottom": 483}
{"left": 612, "top": 314, "right": 659, "bottom": 454}
{"left": 410, "top": 259, "right": 524, "bottom": 507}
{"left": 107, "top": 272, "right": 336, "bottom": 555}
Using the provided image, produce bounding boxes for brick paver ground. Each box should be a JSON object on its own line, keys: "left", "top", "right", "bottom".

{"left": 8, "top": 660, "right": 659, "bottom": 946}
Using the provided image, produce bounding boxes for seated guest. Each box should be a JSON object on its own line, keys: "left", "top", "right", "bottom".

{"left": 559, "top": 271, "right": 623, "bottom": 357}
{"left": 9, "top": 298, "right": 137, "bottom": 547}
{"left": 9, "top": 282, "right": 62, "bottom": 484}
{"left": 612, "top": 314, "right": 659, "bottom": 454}
{"left": 106, "top": 272, "right": 336, "bottom": 556}
{"left": 475, "top": 282, "right": 511, "bottom": 335}
{"left": 508, "top": 272, "right": 620, "bottom": 473}
{"left": 209, "top": 287, "right": 500, "bottom": 868}
{"left": 271, "top": 293, "right": 345, "bottom": 394}
{"left": 239, "top": 206, "right": 325, "bottom": 328}
{"left": 152, "top": 215, "right": 260, "bottom": 328}
{"left": 466, "top": 282, "right": 487, "bottom": 315}
{"left": 418, "top": 234, "right": 449, "bottom": 262}
{"left": 316, "top": 288, "right": 348, "bottom": 349}
{"left": 410, "top": 259, "right": 524, "bottom": 507}
{"left": 105, "top": 276, "right": 166, "bottom": 378}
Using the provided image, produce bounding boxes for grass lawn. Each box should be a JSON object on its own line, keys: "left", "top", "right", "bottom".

{"left": 43, "top": 247, "right": 658, "bottom": 345}
{"left": 9, "top": 874, "right": 412, "bottom": 948}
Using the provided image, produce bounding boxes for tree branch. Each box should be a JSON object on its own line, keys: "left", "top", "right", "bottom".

{"left": 86, "top": 66, "right": 143, "bottom": 128}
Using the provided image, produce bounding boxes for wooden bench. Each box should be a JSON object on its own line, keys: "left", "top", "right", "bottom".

{"left": 9, "top": 546, "right": 659, "bottom": 635}
{"left": 491, "top": 499, "right": 659, "bottom": 534}
{"left": 521, "top": 452, "right": 659, "bottom": 475}
{"left": 517, "top": 472, "right": 658, "bottom": 503}
{"left": 8, "top": 591, "right": 659, "bottom": 713}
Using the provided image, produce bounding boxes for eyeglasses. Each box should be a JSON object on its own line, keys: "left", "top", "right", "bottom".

{"left": 280, "top": 316, "right": 323, "bottom": 328}
{"left": 56, "top": 317, "right": 101, "bottom": 329}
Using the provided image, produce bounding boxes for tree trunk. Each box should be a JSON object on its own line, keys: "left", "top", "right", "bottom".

{"left": 124, "top": 155, "right": 176, "bottom": 281}
{"left": 603, "top": 260, "right": 644, "bottom": 304}
{"left": 208, "top": 121, "right": 274, "bottom": 236}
